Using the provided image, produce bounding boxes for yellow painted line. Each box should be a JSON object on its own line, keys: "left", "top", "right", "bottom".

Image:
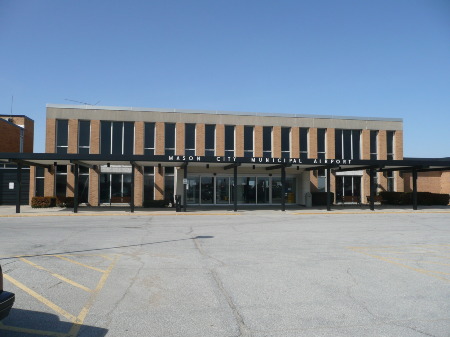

{"left": 68, "top": 255, "right": 118, "bottom": 336}
{"left": 348, "top": 244, "right": 450, "bottom": 250}
{"left": 294, "top": 211, "right": 450, "bottom": 215}
{"left": 3, "top": 273, "right": 78, "bottom": 322}
{"left": 382, "top": 256, "right": 450, "bottom": 267}
{"left": 19, "top": 258, "right": 92, "bottom": 292}
{"left": 53, "top": 255, "right": 106, "bottom": 273}
{"left": 348, "top": 248, "right": 450, "bottom": 282}
{"left": 0, "top": 212, "right": 241, "bottom": 218}
{"left": 0, "top": 322, "right": 69, "bottom": 337}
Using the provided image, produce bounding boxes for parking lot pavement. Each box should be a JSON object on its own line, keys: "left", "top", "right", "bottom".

{"left": 0, "top": 211, "right": 449, "bottom": 336}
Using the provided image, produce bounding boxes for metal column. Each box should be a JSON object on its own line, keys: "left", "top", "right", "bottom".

{"left": 74, "top": 164, "right": 79, "bottom": 213}
{"left": 369, "top": 168, "right": 375, "bottom": 211}
{"left": 130, "top": 163, "right": 135, "bottom": 213}
{"left": 233, "top": 165, "right": 238, "bottom": 212}
{"left": 326, "top": 167, "right": 331, "bottom": 211}
{"left": 183, "top": 163, "right": 187, "bottom": 212}
{"left": 281, "top": 165, "right": 286, "bottom": 211}
{"left": 412, "top": 168, "right": 418, "bottom": 210}
{"left": 16, "top": 163, "right": 22, "bottom": 214}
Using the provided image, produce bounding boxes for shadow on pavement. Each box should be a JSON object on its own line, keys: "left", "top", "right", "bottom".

{"left": 0, "top": 308, "right": 108, "bottom": 337}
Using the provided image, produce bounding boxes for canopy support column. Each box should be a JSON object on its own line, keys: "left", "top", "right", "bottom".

{"left": 412, "top": 168, "right": 418, "bottom": 210}
{"left": 131, "top": 163, "right": 135, "bottom": 213}
{"left": 183, "top": 163, "right": 187, "bottom": 212}
{"left": 281, "top": 165, "right": 286, "bottom": 212}
{"left": 16, "top": 163, "right": 22, "bottom": 214}
{"left": 233, "top": 165, "right": 238, "bottom": 212}
{"left": 74, "top": 164, "right": 79, "bottom": 213}
{"left": 369, "top": 168, "right": 375, "bottom": 211}
{"left": 326, "top": 167, "right": 331, "bottom": 211}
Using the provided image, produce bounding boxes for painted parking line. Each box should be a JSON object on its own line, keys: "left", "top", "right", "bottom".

{"left": 348, "top": 245, "right": 450, "bottom": 283}
{"left": 1, "top": 254, "right": 118, "bottom": 337}
{"left": 52, "top": 255, "right": 106, "bottom": 273}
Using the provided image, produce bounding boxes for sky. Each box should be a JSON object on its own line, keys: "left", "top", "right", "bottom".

{"left": 0, "top": 0, "right": 449, "bottom": 157}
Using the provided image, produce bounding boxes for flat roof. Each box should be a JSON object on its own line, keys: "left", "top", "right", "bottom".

{"left": 46, "top": 104, "right": 402, "bottom": 123}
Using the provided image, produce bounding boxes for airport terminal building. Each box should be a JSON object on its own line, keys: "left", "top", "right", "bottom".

{"left": 34, "top": 104, "right": 405, "bottom": 207}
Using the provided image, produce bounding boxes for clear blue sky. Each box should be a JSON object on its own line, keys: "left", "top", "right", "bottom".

{"left": 1, "top": 0, "right": 449, "bottom": 157}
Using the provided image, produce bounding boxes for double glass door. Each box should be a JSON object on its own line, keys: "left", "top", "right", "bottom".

{"left": 336, "top": 176, "right": 361, "bottom": 202}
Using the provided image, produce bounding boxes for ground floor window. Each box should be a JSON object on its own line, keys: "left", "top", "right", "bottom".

{"left": 78, "top": 166, "right": 89, "bottom": 203}
{"left": 143, "top": 167, "right": 154, "bottom": 202}
{"left": 35, "top": 167, "right": 45, "bottom": 197}
{"left": 336, "top": 176, "right": 361, "bottom": 202}
{"left": 387, "top": 171, "right": 395, "bottom": 192}
{"left": 100, "top": 173, "right": 131, "bottom": 203}
{"left": 55, "top": 165, "right": 67, "bottom": 197}
{"left": 185, "top": 175, "right": 296, "bottom": 205}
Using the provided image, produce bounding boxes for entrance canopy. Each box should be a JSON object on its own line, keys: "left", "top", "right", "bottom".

{"left": 1, "top": 152, "right": 449, "bottom": 213}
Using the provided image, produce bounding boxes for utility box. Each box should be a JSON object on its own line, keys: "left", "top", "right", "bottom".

{"left": 175, "top": 195, "right": 182, "bottom": 212}
{"left": 305, "top": 192, "right": 312, "bottom": 208}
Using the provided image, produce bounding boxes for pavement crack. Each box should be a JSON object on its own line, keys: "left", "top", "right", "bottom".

{"left": 211, "top": 269, "right": 252, "bottom": 337}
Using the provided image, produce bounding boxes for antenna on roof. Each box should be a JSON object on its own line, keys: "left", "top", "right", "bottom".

{"left": 64, "top": 98, "right": 101, "bottom": 106}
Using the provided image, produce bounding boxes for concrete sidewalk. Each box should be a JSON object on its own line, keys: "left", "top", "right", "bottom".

{"left": 0, "top": 204, "right": 448, "bottom": 216}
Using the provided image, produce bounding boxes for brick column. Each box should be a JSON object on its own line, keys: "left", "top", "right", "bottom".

{"left": 196, "top": 124, "right": 205, "bottom": 156}
{"left": 330, "top": 173, "right": 336, "bottom": 203}
{"left": 29, "top": 166, "right": 36, "bottom": 204}
{"left": 378, "top": 130, "right": 387, "bottom": 160}
{"left": 378, "top": 172, "right": 388, "bottom": 193}
{"left": 362, "top": 171, "right": 370, "bottom": 204}
{"left": 176, "top": 123, "right": 185, "bottom": 155}
{"left": 46, "top": 119, "right": 56, "bottom": 153}
{"left": 90, "top": 120, "right": 100, "bottom": 154}
{"left": 254, "top": 126, "right": 263, "bottom": 157}
{"left": 309, "top": 128, "right": 318, "bottom": 158}
{"left": 291, "top": 127, "right": 299, "bottom": 158}
{"left": 44, "top": 168, "right": 55, "bottom": 196}
{"left": 155, "top": 166, "right": 164, "bottom": 200}
{"left": 326, "top": 128, "right": 335, "bottom": 159}
{"left": 134, "top": 166, "right": 143, "bottom": 207}
{"left": 361, "top": 130, "right": 370, "bottom": 160}
{"left": 272, "top": 126, "right": 281, "bottom": 158}
{"left": 155, "top": 122, "right": 165, "bottom": 155}
{"left": 215, "top": 124, "right": 225, "bottom": 156}
{"left": 310, "top": 171, "right": 318, "bottom": 192}
{"left": 89, "top": 167, "right": 99, "bottom": 206}
{"left": 235, "top": 125, "right": 244, "bottom": 157}
{"left": 67, "top": 165, "right": 75, "bottom": 197}
{"left": 394, "top": 130, "right": 404, "bottom": 191}
{"left": 135, "top": 121, "right": 144, "bottom": 155}
{"left": 68, "top": 119, "right": 78, "bottom": 153}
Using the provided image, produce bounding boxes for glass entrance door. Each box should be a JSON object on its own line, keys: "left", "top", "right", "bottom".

{"left": 257, "top": 177, "right": 270, "bottom": 204}
{"left": 336, "top": 176, "right": 361, "bottom": 202}
{"left": 216, "top": 177, "right": 230, "bottom": 204}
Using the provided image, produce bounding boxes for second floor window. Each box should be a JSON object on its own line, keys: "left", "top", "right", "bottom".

{"left": 56, "top": 119, "right": 68, "bottom": 154}
{"left": 317, "top": 128, "right": 326, "bottom": 160}
{"left": 185, "top": 123, "right": 196, "bottom": 156}
{"left": 144, "top": 122, "right": 155, "bottom": 156}
{"left": 78, "top": 120, "right": 90, "bottom": 154}
{"left": 100, "top": 121, "right": 134, "bottom": 155}
{"left": 263, "top": 126, "right": 272, "bottom": 158}
{"left": 387, "top": 131, "right": 394, "bottom": 160}
{"left": 370, "top": 130, "right": 378, "bottom": 160}
{"left": 165, "top": 123, "right": 175, "bottom": 156}
{"left": 244, "top": 126, "right": 253, "bottom": 157}
{"left": 205, "top": 124, "right": 215, "bottom": 156}
{"left": 225, "top": 125, "right": 235, "bottom": 157}
{"left": 335, "top": 129, "right": 360, "bottom": 160}
{"left": 281, "top": 127, "right": 290, "bottom": 158}
{"left": 299, "top": 127, "right": 308, "bottom": 159}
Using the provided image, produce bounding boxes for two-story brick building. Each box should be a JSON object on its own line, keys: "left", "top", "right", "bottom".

{"left": 33, "top": 104, "right": 406, "bottom": 207}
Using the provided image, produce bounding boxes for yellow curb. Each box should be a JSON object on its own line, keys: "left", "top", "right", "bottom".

{"left": 293, "top": 211, "right": 450, "bottom": 215}
{"left": 0, "top": 212, "right": 241, "bottom": 217}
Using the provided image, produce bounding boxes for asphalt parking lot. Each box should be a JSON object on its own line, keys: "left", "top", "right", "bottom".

{"left": 1, "top": 210, "right": 449, "bottom": 337}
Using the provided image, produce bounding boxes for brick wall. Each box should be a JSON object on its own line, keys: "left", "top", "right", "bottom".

{"left": 68, "top": 119, "right": 78, "bottom": 153}
{"left": 215, "top": 124, "right": 225, "bottom": 156}
{"left": 154, "top": 166, "right": 164, "bottom": 200}
{"left": 272, "top": 126, "right": 281, "bottom": 158}
{"left": 361, "top": 130, "right": 370, "bottom": 160}
{"left": 155, "top": 122, "right": 165, "bottom": 155}
{"left": 196, "top": 124, "right": 205, "bottom": 156}
{"left": 235, "top": 125, "right": 244, "bottom": 157}
{"left": 254, "top": 126, "right": 263, "bottom": 157}
{"left": 326, "top": 128, "right": 335, "bottom": 159}
{"left": 291, "top": 127, "right": 299, "bottom": 158}
{"left": 46, "top": 119, "right": 56, "bottom": 153}
{"left": 0, "top": 120, "right": 21, "bottom": 152}
{"left": 89, "top": 167, "right": 99, "bottom": 206}
{"left": 175, "top": 123, "right": 185, "bottom": 155}
{"left": 309, "top": 128, "right": 318, "bottom": 158}
{"left": 135, "top": 121, "right": 144, "bottom": 155}
{"left": 134, "top": 166, "right": 143, "bottom": 207}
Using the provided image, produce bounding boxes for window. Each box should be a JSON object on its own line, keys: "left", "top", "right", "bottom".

{"left": 299, "top": 128, "right": 308, "bottom": 159}
{"left": 144, "top": 123, "right": 155, "bottom": 156}
{"left": 143, "top": 166, "right": 154, "bottom": 202}
{"left": 164, "top": 167, "right": 174, "bottom": 203}
{"left": 78, "top": 166, "right": 89, "bottom": 203}
{"left": 225, "top": 125, "right": 235, "bottom": 157}
{"left": 205, "top": 125, "right": 215, "bottom": 156}
{"left": 370, "top": 130, "right": 378, "bottom": 160}
{"left": 335, "top": 129, "right": 360, "bottom": 160}
{"left": 35, "top": 167, "right": 45, "bottom": 197}
{"left": 56, "top": 120, "right": 68, "bottom": 154}
{"left": 281, "top": 127, "right": 290, "bottom": 158}
{"left": 244, "top": 126, "right": 253, "bottom": 157}
{"left": 185, "top": 123, "right": 196, "bottom": 157}
{"left": 318, "top": 169, "right": 326, "bottom": 192}
{"left": 317, "top": 128, "right": 326, "bottom": 160}
{"left": 55, "top": 165, "right": 67, "bottom": 197}
{"left": 387, "top": 131, "right": 394, "bottom": 160}
{"left": 78, "top": 120, "right": 90, "bottom": 154}
{"left": 101, "top": 121, "right": 134, "bottom": 155}
{"left": 263, "top": 126, "right": 272, "bottom": 158}
{"left": 165, "top": 123, "right": 175, "bottom": 156}
{"left": 387, "top": 171, "right": 395, "bottom": 191}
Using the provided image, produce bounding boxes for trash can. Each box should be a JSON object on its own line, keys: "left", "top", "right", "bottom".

{"left": 305, "top": 192, "right": 312, "bottom": 208}
{"left": 175, "top": 195, "right": 182, "bottom": 212}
